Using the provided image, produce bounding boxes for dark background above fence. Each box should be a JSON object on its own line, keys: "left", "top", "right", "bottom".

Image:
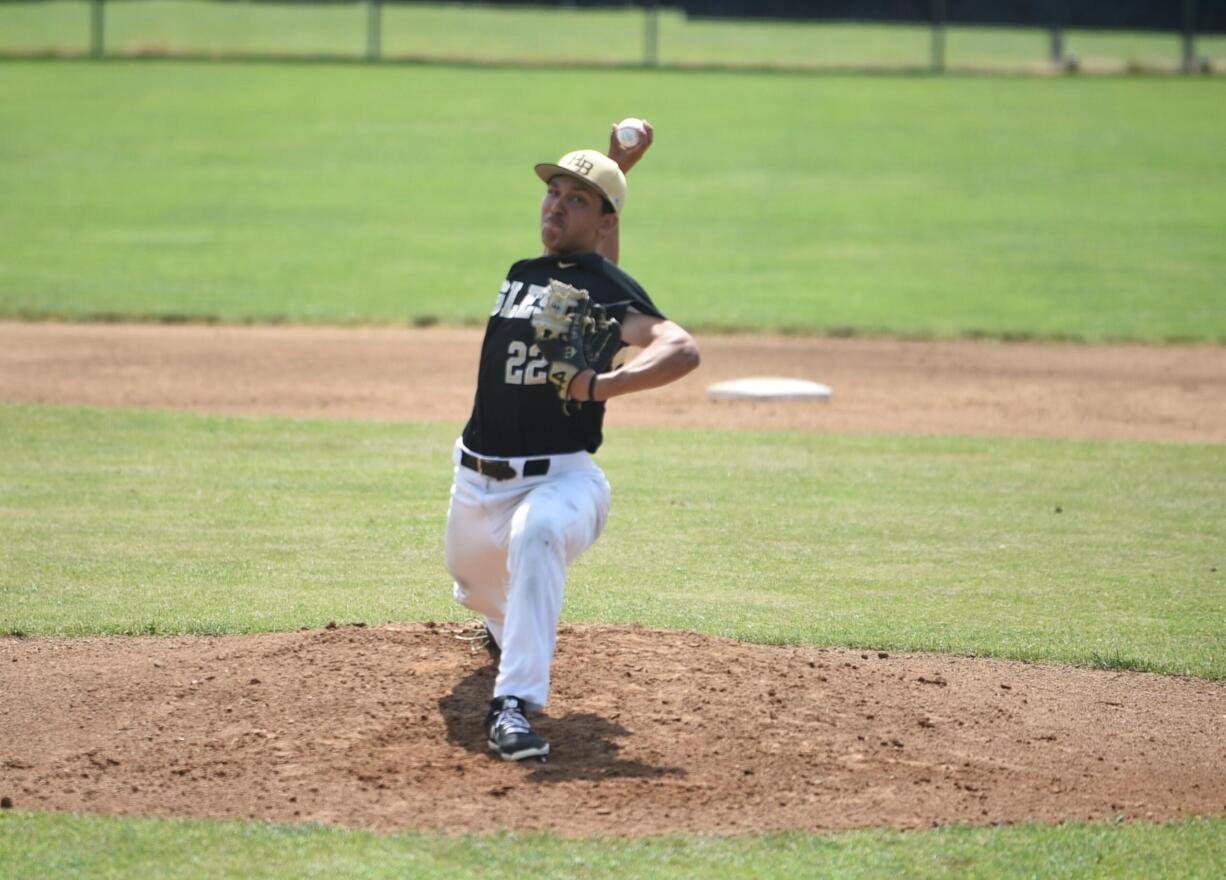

{"left": 7, "top": 0, "right": 1225, "bottom": 35}
{"left": 678, "top": 1, "right": 1226, "bottom": 34}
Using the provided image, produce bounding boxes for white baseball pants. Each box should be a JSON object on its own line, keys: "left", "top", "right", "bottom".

{"left": 444, "top": 441, "right": 611, "bottom": 710}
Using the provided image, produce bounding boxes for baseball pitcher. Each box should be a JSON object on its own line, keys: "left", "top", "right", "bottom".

{"left": 444, "top": 121, "right": 700, "bottom": 761}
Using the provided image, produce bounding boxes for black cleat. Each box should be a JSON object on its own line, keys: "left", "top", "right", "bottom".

{"left": 486, "top": 695, "right": 550, "bottom": 762}
{"left": 456, "top": 620, "right": 500, "bottom": 659}
{"left": 481, "top": 624, "right": 501, "bottom": 659}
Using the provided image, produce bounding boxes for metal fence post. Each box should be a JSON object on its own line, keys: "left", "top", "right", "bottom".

{"left": 91, "top": 0, "right": 105, "bottom": 58}
{"left": 643, "top": 0, "right": 659, "bottom": 67}
{"left": 1049, "top": 26, "right": 1064, "bottom": 65}
{"left": 930, "top": 0, "right": 945, "bottom": 73}
{"left": 367, "top": 0, "right": 382, "bottom": 63}
{"left": 1182, "top": 0, "right": 1197, "bottom": 72}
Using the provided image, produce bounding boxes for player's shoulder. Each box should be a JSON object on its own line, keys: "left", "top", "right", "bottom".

{"left": 582, "top": 255, "right": 663, "bottom": 318}
{"left": 566, "top": 254, "right": 662, "bottom": 315}
{"left": 506, "top": 253, "right": 663, "bottom": 318}
{"left": 584, "top": 254, "right": 642, "bottom": 292}
{"left": 505, "top": 256, "right": 542, "bottom": 279}
{"left": 507, "top": 253, "right": 632, "bottom": 286}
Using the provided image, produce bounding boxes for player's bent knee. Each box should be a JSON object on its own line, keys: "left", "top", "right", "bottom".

{"left": 509, "top": 511, "right": 567, "bottom": 560}
{"left": 452, "top": 580, "right": 503, "bottom": 618}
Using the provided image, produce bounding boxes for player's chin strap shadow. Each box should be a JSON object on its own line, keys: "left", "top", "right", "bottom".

{"left": 438, "top": 665, "right": 686, "bottom": 785}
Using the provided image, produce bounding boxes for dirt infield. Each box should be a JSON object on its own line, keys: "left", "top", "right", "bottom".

{"left": 2, "top": 321, "right": 1224, "bottom": 835}
{"left": 2, "top": 623, "right": 1223, "bottom": 835}
{"left": 2, "top": 320, "right": 1225, "bottom": 441}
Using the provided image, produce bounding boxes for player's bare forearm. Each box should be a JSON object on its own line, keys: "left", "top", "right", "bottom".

{"left": 598, "top": 119, "right": 653, "bottom": 267}
{"left": 572, "top": 317, "right": 699, "bottom": 403}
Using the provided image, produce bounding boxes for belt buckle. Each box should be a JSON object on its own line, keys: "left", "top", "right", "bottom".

{"left": 477, "top": 457, "right": 514, "bottom": 480}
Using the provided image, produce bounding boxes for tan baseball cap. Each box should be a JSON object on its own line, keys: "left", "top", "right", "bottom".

{"left": 534, "top": 149, "right": 627, "bottom": 214}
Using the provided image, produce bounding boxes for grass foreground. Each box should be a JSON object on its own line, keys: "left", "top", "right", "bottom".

{"left": 1, "top": 811, "right": 1225, "bottom": 880}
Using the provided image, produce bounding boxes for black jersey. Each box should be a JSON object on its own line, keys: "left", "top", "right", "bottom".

{"left": 461, "top": 252, "right": 665, "bottom": 458}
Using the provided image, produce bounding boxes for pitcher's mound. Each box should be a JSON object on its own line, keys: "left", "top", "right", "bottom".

{"left": 1, "top": 623, "right": 1222, "bottom": 835}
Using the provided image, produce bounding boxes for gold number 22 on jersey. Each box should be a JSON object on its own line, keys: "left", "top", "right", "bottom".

{"left": 505, "top": 340, "right": 549, "bottom": 385}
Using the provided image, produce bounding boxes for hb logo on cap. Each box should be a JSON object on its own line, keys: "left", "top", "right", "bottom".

{"left": 567, "top": 155, "right": 595, "bottom": 176}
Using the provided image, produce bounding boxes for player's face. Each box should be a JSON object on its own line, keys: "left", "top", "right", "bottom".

{"left": 540, "top": 175, "right": 615, "bottom": 256}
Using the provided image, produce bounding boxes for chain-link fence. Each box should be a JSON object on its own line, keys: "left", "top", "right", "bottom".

{"left": 1, "top": 0, "right": 1223, "bottom": 73}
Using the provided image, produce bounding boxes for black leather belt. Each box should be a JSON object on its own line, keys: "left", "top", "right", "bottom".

{"left": 460, "top": 451, "right": 550, "bottom": 481}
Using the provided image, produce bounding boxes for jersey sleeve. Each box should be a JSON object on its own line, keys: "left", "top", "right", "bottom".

{"left": 582, "top": 254, "right": 666, "bottom": 322}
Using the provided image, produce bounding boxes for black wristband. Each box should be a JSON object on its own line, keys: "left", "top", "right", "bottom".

{"left": 587, "top": 372, "right": 598, "bottom": 403}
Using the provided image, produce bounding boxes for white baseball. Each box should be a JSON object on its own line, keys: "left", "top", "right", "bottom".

{"left": 615, "top": 117, "right": 646, "bottom": 149}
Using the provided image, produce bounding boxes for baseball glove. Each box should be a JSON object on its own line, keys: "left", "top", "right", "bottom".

{"left": 531, "top": 279, "right": 621, "bottom": 403}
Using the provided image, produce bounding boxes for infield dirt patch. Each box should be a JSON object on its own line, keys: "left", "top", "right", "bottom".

{"left": 2, "top": 623, "right": 1224, "bottom": 835}
{"left": 2, "top": 321, "right": 1224, "bottom": 834}
{"left": 3, "top": 320, "right": 1225, "bottom": 442}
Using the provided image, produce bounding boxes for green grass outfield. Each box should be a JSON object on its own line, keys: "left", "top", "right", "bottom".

{"left": 3, "top": 404, "right": 1223, "bottom": 676}
{"left": 2, "top": 60, "right": 1225, "bottom": 340}
{"left": 3, "top": 0, "right": 1226, "bottom": 69}
{"left": 2, "top": 811, "right": 1225, "bottom": 880}
{"left": 1, "top": 402, "right": 1225, "bottom": 874}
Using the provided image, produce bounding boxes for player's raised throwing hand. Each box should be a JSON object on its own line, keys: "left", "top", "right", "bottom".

{"left": 607, "top": 118, "right": 654, "bottom": 175}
